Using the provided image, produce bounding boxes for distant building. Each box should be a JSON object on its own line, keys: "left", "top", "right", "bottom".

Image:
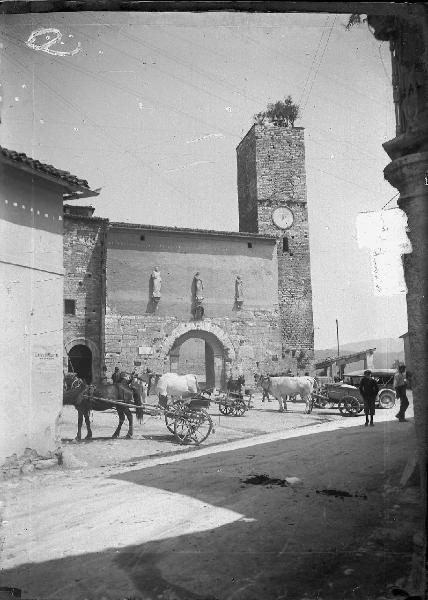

{"left": 0, "top": 147, "right": 98, "bottom": 463}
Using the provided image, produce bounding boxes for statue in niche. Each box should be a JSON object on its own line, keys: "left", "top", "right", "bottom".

{"left": 235, "top": 275, "right": 244, "bottom": 306}
{"left": 193, "top": 272, "right": 205, "bottom": 320}
{"left": 194, "top": 272, "right": 204, "bottom": 302}
{"left": 151, "top": 266, "right": 162, "bottom": 301}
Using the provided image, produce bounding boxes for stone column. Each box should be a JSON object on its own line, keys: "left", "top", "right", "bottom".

{"left": 368, "top": 6, "right": 428, "bottom": 529}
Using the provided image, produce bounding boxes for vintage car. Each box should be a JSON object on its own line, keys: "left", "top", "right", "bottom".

{"left": 318, "top": 369, "right": 396, "bottom": 411}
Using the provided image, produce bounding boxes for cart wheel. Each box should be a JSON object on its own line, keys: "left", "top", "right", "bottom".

{"left": 219, "top": 401, "right": 234, "bottom": 416}
{"left": 233, "top": 399, "right": 247, "bottom": 417}
{"left": 343, "top": 395, "right": 361, "bottom": 416}
{"left": 164, "top": 401, "right": 184, "bottom": 433}
{"left": 378, "top": 390, "right": 396, "bottom": 409}
{"left": 173, "top": 408, "right": 213, "bottom": 445}
{"left": 338, "top": 399, "right": 348, "bottom": 416}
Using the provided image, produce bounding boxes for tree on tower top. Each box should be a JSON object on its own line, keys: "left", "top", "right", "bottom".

{"left": 254, "top": 96, "right": 300, "bottom": 127}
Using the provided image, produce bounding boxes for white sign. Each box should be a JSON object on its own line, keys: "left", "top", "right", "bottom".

{"left": 138, "top": 346, "right": 153, "bottom": 356}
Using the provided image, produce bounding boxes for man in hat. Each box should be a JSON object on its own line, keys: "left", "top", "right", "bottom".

{"left": 112, "top": 366, "right": 121, "bottom": 384}
{"left": 359, "top": 369, "right": 379, "bottom": 427}
{"left": 393, "top": 364, "right": 409, "bottom": 422}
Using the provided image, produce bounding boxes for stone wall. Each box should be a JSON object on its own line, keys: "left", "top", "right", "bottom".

{"left": 63, "top": 212, "right": 108, "bottom": 381}
{"left": 104, "top": 311, "right": 284, "bottom": 387}
{"left": 237, "top": 127, "right": 258, "bottom": 233}
{"left": 237, "top": 124, "right": 314, "bottom": 372}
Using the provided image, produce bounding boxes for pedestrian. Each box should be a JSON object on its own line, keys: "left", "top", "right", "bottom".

{"left": 112, "top": 366, "right": 121, "bottom": 384}
{"left": 394, "top": 364, "right": 409, "bottom": 422}
{"left": 359, "top": 369, "right": 379, "bottom": 427}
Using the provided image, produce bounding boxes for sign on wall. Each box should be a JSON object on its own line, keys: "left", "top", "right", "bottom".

{"left": 138, "top": 346, "right": 153, "bottom": 356}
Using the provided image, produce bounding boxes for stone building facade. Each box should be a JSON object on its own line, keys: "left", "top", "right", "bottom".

{"left": 63, "top": 123, "right": 314, "bottom": 386}
{"left": 63, "top": 205, "right": 108, "bottom": 383}
{"left": 104, "top": 224, "right": 281, "bottom": 387}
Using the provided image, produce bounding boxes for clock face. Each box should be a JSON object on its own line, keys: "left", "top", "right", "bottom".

{"left": 272, "top": 207, "right": 294, "bottom": 230}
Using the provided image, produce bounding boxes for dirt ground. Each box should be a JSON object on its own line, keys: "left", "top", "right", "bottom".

{"left": 56, "top": 392, "right": 340, "bottom": 469}
{"left": 0, "top": 393, "right": 424, "bottom": 600}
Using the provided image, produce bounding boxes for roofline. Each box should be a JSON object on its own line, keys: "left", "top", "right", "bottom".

{"left": 315, "top": 347, "right": 377, "bottom": 368}
{"left": 109, "top": 221, "right": 277, "bottom": 241}
{"left": 0, "top": 153, "right": 99, "bottom": 198}
{"left": 64, "top": 213, "right": 109, "bottom": 224}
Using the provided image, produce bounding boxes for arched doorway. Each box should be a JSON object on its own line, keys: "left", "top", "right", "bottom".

{"left": 68, "top": 344, "right": 93, "bottom": 383}
{"left": 169, "top": 330, "right": 226, "bottom": 390}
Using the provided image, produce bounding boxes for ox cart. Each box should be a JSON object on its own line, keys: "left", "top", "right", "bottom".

{"left": 83, "top": 390, "right": 214, "bottom": 445}
{"left": 200, "top": 387, "right": 252, "bottom": 417}
{"left": 311, "top": 385, "right": 363, "bottom": 416}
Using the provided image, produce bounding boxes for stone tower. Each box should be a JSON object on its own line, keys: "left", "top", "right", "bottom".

{"left": 236, "top": 123, "right": 314, "bottom": 371}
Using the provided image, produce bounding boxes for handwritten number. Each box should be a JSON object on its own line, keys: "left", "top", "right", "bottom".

{"left": 26, "top": 28, "right": 81, "bottom": 56}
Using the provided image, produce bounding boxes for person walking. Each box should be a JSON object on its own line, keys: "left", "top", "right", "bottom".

{"left": 359, "top": 369, "right": 379, "bottom": 427}
{"left": 394, "top": 364, "right": 409, "bottom": 422}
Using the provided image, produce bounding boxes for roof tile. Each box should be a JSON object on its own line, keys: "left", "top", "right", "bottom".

{"left": 0, "top": 146, "right": 90, "bottom": 189}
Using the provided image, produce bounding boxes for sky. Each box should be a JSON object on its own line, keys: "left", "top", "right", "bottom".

{"left": 0, "top": 10, "right": 408, "bottom": 350}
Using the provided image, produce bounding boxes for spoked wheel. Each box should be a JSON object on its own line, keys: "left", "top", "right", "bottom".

{"left": 378, "top": 390, "right": 396, "bottom": 409}
{"left": 173, "top": 408, "right": 213, "bottom": 445}
{"left": 164, "top": 401, "right": 185, "bottom": 434}
{"left": 219, "top": 400, "right": 235, "bottom": 416}
{"left": 232, "top": 399, "right": 247, "bottom": 417}
{"left": 342, "top": 395, "right": 361, "bottom": 416}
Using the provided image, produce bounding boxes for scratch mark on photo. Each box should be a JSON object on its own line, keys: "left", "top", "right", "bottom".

{"left": 186, "top": 133, "right": 225, "bottom": 144}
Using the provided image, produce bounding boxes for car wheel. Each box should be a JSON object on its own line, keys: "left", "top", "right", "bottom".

{"left": 378, "top": 390, "right": 396, "bottom": 409}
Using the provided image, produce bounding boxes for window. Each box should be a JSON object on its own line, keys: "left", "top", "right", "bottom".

{"left": 140, "top": 235, "right": 145, "bottom": 241}
{"left": 282, "top": 237, "right": 289, "bottom": 253}
{"left": 64, "top": 299, "right": 76, "bottom": 315}
{"left": 247, "top": 242, "right": 253, "bottom": 248}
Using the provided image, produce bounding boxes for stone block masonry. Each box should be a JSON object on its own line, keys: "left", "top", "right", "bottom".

{"left": 63, "top": 211, "right": 108, "bottom": 381}
{"left": 237, "top": 124, "right": 314, "bottom": 371}
{"left": 104, "top": 311, "right": 287, "bottom": 385}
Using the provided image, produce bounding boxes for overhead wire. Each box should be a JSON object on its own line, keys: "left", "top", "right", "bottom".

{"left": 2, "top": 24, "right": 391, "bottom": 203}
{"left": 1, "top": 29, "right": 242, "bottom": 141}
{"left": 301, "top": 16, "right": 337, "bottom": 112}
{"left": 2, "top": 50, "right": 213, "bottom": 205}
{"left": 298, "top": 15, "right": 331, "bottom": 107}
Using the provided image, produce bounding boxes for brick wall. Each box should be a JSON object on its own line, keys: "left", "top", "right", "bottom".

{"left": 63, "top": 214, "right": 108, "bottom": 381}
{"left": 237, "top": 124, "right": 314, "bottom": 371}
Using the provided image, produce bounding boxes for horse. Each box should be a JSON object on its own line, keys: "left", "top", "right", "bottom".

{"left": 63, "top": 379, "right": 144, "bottom": 441}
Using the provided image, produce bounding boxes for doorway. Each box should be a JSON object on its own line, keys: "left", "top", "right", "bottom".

{"left": 68, "top": 344, "right": 93, "bottom": 383}
{"left": 169, "top": 330, "right": 225, "bottom": 390}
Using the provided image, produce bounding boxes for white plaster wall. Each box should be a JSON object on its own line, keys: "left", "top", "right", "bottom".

{"left": 0, "top": 170, "right": 64, "bottom": 463}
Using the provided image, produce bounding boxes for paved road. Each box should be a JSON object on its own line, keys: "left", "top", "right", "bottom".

{"left": 1, "top": 400, "right": 422, "bottom": 600}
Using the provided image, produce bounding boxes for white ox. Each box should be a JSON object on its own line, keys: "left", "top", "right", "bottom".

{"left": 259, "top": 375, "right": 315, "bottom": 413}
{"left": 148, "top": 372, "right": 199, "bottom": 404}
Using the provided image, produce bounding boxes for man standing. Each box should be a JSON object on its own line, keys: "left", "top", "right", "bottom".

{"left": 394, "top": 364, "right": 409, "bottom": 422}
{"left": 112, "top": 366, "right": 121, "bottom": 384}
{"left": 359, "top": 370, "right": 379, "bottom": 427}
